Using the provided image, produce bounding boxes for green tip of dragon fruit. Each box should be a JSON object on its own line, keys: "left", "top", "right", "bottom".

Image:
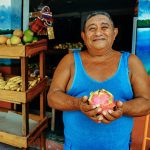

{"left": 88, "top": 89, "right": 116, "bottom": 111}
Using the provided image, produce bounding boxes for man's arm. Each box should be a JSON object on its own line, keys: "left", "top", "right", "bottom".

{"left": 97, "top": 54, "right": 150, "bottom": 124}
{"left": 123, "top": 54, "right": 150, "bottom": 116}
{"left": 47, "top": 53, "right": 81, "bottom": 111}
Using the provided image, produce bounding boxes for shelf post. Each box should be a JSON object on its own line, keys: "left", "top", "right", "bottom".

{"left": 21, "top": 57, "right": 29, "bottom": 136}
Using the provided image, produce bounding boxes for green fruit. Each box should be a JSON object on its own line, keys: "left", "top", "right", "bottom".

{"left": 24, "top": 29, "right": 34, "bottom": 36}
{"left": 23, "top": 35, "right": 33, "bottom": 43}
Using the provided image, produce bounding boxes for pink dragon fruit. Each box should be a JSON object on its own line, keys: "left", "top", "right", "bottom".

{"left": 88, "top": 89, "right": 116, "bottom": 111}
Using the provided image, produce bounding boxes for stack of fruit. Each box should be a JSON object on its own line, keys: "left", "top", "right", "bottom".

{"left": 0, "top": 29, "right": 38, "bottom": 46}
{"left": 22, "top": 29, "right": 38, "bottom": 44}
{"left": 53, "top": 42, "right": 83, "bottom": 50}
{"left": 0, "top": 75, "right": 41, "bottom": 91}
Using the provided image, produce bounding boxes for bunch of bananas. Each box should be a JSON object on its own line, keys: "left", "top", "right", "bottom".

{"left": 0, "top": 79, "right": 6, "bottom": 90}
{"left": 5, "top": 76, "right": 22, "bottom": 91}
{"left": 28, "top": 78, "right": 40, "bottom": 89}
{"left": 0, "top": 76, "right": 40, "bottom": 92}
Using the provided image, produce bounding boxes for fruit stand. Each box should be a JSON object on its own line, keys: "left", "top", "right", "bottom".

{"left": 0, "top": 39, "right": 48, "bottom": 149}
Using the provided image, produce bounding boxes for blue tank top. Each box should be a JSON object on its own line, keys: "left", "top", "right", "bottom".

{"left": 63, "top": 52, "right": 133, "bottom": 150}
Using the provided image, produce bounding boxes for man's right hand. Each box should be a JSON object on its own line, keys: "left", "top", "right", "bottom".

{"left": 79, "top": 96, "right": 103, "bottom": 123}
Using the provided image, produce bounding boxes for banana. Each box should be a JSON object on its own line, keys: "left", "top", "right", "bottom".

{"left": 4, "top": 85, "right": 10, "bottom": 90}
{"left": 30, "top": 79, "right": 38, "bottom": 87}
{"left": 6, "top": 81, "right": 15, "bottom": 86}
{"left": 8, "top": 76, "right": 21, "bottom": 82}
{"left": 0, "top": 76, "right": 39, "bottom": 91}
{"left": 0, "top": 81, "right": 6, "bottom": 84}
{"left": 17, "top": 87, "right": 22, "bottom": 92}
{"left": 0, "top": 79, "right": 6, "bottom": 90}
{"left": 28, "top": 81, "right": 32, "bottom": 86}
{"left": 28, "top": 85, "right": 32, "bottom": 89}
{"left": 10, "top": 86, "right": 19, "bottom": 91}
{"left": 15, "top": 79, "right": 22, "bottom": 84}
{"left": 0, "top": 86, "right": 5, "bottom": 90}
{"left": 0, "top": 83, "right": 6, "bottom": 87}
{"left": 9, "top": 84, "right": 19, "bottom": 89}
{"left": 37, "top": 77, "right": 40, "bottom": 82}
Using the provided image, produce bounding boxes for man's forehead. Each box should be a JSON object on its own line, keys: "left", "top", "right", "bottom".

{"left": 87, "top": 15, "right": 111, "bottom": 23}
{"left": 82, "top": 11, "right": 114, "bottom": 31}
{"left": 85, "top": 15, "right": 113, "bottom": 27}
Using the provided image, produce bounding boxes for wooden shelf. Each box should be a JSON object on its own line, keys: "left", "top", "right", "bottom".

{"left": 0, "top": 116, "right": 48, "bottom": 148}
{"left": 0, "top": 39, "right": 48, "bottom": 149}
{"left": 0, "top": 77, "right": 48, "bottom": 104}
{"left": 0, "top": 39, "right": 47, "bottom": 59}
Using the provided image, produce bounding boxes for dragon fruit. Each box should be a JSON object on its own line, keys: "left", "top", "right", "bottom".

{"left": 88, "top": 89, "right": 116, "bottom": 111}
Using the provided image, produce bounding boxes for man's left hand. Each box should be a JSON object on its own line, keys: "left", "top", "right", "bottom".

{"left": 98, "top": 101, "right": 123, "bottom": 124}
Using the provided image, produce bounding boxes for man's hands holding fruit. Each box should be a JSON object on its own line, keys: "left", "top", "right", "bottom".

{"left": 79, "top": 89, "right": 123, "bottom": 124}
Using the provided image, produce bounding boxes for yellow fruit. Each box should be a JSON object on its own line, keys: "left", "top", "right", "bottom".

{"left": 0, "top": 35, "right": 8, "bottom": 44}
{"left": 10, "top": 35, "right": 21, "bottom": 45}
{"left": 13, "top": 29, "right": 23, "bottom": 38}
{"left": 6, "top": 38, "right": 11, "bottom": 45}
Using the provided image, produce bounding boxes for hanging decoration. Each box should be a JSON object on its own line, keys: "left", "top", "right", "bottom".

{"left": 29, "top": 6, "right": 55, "bottom": 39}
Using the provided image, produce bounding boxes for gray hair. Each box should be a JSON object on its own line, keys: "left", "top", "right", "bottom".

{"left": 82, "top": 11, "right": 114, "bottom": 31}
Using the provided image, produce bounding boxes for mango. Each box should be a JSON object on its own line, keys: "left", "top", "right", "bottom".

{"left": 0, "top": 35, "right": 8, "bottom": 44}
{"left": 13, "top": 29, "right": 23, "bottom": 38}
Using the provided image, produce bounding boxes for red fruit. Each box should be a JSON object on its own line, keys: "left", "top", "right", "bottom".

{"left": 88, "top": 89, "right": 116, "bottom": 111}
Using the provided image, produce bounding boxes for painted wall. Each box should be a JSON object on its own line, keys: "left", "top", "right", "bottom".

{"left": 136, "top": 0, "right": 150, "bottom": 75}
{"left": 0, "top": 0, "right": 22, "bottom": 34}
{"left": 0, "top": 0, "right": 22, "bottom": 67}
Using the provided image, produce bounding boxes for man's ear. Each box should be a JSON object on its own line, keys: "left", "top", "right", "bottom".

{"left": 114, "top": 28, "right": 118, "bottom": 38}
{"left": 81, "top": 32, "right": 85, "bottom": 41}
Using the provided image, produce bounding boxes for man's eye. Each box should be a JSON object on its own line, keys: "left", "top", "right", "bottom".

{"left": 102, "top": 26, "right": 108, "bottom": 29}
{"left": 89, "top": 27, "right": 95, "bottom": 31}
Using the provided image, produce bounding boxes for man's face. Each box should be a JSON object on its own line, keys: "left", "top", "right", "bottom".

{"left": 82, "top": 15, "right": 118, "bottom": 51}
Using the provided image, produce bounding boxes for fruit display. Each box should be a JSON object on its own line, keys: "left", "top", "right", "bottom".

{"left": 0, "top": 75, "right": 40, "bottom": 92}
{"left": 88, "top": 89, "right": 116, "bottom": 111}
{"left": 0, "top": 29, "right": 38, "bottom": 46}
{"left": 53, "top": 42, "right": 83, "bottom": 50}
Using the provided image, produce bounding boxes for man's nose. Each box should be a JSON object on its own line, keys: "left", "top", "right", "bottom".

{"left": 95, "top": 29, "right": 102, "bottom": 36}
